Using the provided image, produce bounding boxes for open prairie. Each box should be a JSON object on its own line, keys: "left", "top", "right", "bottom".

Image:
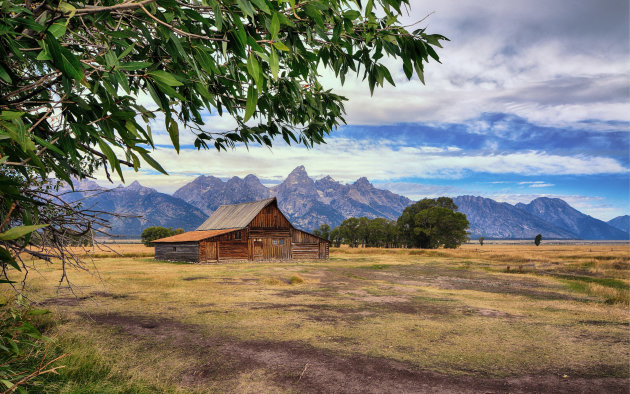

{"left": 11, "top": 243, "right": 630, "bottom": 392}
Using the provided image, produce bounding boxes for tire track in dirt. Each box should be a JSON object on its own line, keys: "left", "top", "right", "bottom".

{"left": 81, "top": 312, "right": 628, "bottom": 393}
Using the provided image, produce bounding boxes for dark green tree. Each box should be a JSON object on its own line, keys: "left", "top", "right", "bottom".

{"left": 141, "top": 226, "right": 175, "bottom": 246}
{"left": 535, "top": 234, "right": 542, "bottom": 246}
{"left": 329, "top": 227, "right": 342, "bottom": 248}
{"left": 398, "top": 197, "right": 469, "bottom": 249}
{"left": 312, "top": 224, "right": 331, "bottom": 240}
{"left": 0, "top": 0, "right": 446, "bottom": 286}
{"left": 478, "top": 236, "right": 485, "bottom": 246}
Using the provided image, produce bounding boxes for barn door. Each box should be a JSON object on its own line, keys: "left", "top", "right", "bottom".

{"left": 201, "top": 241, "right": 217, "bottom": 263}
{"left": 253, "top": 239, "right": 263, "bottom": 260}
{"left": 207, "top": 242, "right": 217, "bottom": 262}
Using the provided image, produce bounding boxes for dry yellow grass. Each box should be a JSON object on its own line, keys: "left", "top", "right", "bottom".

{"left": 8, "top": 243, "right": 630, "bottom": 392}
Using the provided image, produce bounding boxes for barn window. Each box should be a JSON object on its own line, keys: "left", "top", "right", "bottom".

{"left": 172, "top": 246, "right": 176, "bottom": 251}
{"left": 279, "top": 239, "right": 284, "bottom": 245}
{"left": 235, "top": 232, "right": 241, "bottom": 240}
{"left": 272, "top": 239, "right": 278, "bottom": 245}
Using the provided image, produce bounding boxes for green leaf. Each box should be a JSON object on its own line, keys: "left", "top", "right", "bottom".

{"left": 213, "top": 3, "right": 223, "bottom": 30}
{"left": 0, "top": 111, "right": 24, "bottom": 121}
{"left": 166, "top": 117, "right": 180, "bottom": 152}
{"left": 244, "top": 84, "right": 258, "bottom": 122}
{"left": 97, "top": 140, "right": 124, "bottom": 180}
{"left": 118, "top": 61, "right": 153, "bottom": 71}
{"left": 117, "top": 43, "right": 136, "bottom": 60}
{"left": 273, "top": 41, "right": 290, "bottom": 51}
{"left": 233, "top": 16, "right": 247, "bottom": 48}
{"left": 44, "top": 34, "right": 85, "bottom": 83}
{"left": 365, "top": 0, "right": 374, "bottom": 16}
{"left": 138, "top": 150, "right": 168, "bottom": 175}
{"left": 270, "top": 13, "right": 280, "bottom": 39}
{"left": 0, "top": 225, "right": 48, "bottom": 242}
{"left": 0, "top": 247, "right": 20, "bottom": 271}
{"left": 236, "top": 0, "right": 255, "bottom": 18}
{"left": 269, "top": 47, "right": 279, "bottom": 80}
{"left": 48, "top": 22, "right": 66, "bottom": 38}
{"left": 0, "top": 64, "right": 11, "bottom": 83}
{"left": 148, "top": 70, "right": 183, "bottom": 86}
{"left": 1, "top": 380, "right": 14, "bottom": 390}
{"left": 247, "top": 53, "right": 261, "bottom": 87}
{"left": 251, "top": 0, "right": 271, "bottom": 14}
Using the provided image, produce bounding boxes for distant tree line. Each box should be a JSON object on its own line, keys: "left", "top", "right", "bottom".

{"left": 141, "top": 227, "right": 185, "bottom": 247}
{"left": 313, "top": 197, "right": 470, "bottom": 249}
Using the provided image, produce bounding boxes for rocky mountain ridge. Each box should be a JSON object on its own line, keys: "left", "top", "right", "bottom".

{"left": 60, "top": 167, "right": 628, "bottom": 240}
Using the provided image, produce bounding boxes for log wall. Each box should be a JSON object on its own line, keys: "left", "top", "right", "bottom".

{"left": 155, "top": 243, "right": 199, "bottom": 262}
{"left": 218, "top": 240, "right": 248, "bottom": 260}
{"left": 291, "top": 229, "right": 329, "bottom": 260}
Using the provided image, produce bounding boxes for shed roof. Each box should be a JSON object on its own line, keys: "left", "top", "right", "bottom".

{"left": 153, "top": 228, "right": 239, "bottom": 243}
{"left": 196, "top": 197, "right": 277, "bottom": 230}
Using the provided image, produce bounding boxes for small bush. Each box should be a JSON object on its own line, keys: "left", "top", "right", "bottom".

{"left": 288, "top": 275, "right": 305, "bottom": 285}
{"left": 0, "top": 296, "right": 65, "bottom": 392}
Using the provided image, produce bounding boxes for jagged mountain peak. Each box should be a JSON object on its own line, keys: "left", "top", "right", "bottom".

{"left": 244, "top": 173, "right": 260, "bottom": 181}
{"left": 285, "top": 165, "right": 311, "bottom": 182}
{"left": 353, "top": 177, "right": 372, "bottom": 188}
{"left": 127, "top": 180, "right": 142, "bottom": 189}
{"left": 125, "top": 180, "right": 155, "bottom": 194}
{"left": 290, "top": 165, "right": 307, "bottom": 173}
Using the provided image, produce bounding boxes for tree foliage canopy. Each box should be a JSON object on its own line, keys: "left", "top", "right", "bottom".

{"left": 1, "top": 0, "right": 446, "bottom": 181}
{"left": 0, "top": 0, "right": 445, "bottom": 283}
{"left": 331, "top": 216, "right": 400, "bottom": 248}
{"left": 397, "top": 197, "right": 469, "bottom": 249}
{"left": 141, "top": 226, "right": 183, "bottom": 246}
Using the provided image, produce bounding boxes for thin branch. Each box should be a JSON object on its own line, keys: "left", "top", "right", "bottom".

{"left": 72, "top": 0, "right": 157, "bottom": 16}
{"left": 139, "top": 4, "right": 227, "bottom": 41}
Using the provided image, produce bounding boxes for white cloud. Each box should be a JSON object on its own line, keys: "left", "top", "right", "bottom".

{"left": 518, "top": 181, "right": 555, "bottom": 188}
{"left": 93, "top": 137, "right": 628, "bottom": 193}
{"left": 311, "top": 1, "right": 630, "bottom": 128}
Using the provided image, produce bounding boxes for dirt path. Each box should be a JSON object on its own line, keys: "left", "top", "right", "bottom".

{"left": 82, "top": 313, "right": 628, "bottom": 393}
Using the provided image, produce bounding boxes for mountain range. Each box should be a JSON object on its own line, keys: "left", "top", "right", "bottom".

{"left": 62, "top": 166, "right": 629, "bottom": 240}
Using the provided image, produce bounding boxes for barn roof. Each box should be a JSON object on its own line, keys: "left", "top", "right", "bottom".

{"left": 153, "top": 228, "right": 239, "bottom": 243}
{"left": 196, "top": 197, "right": 277, "bottom": 230}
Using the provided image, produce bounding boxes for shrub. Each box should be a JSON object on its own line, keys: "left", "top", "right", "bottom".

{"left": 141, "top": 227, "right": 180, "bottom": 247}
{"left": 0, "top": 296, "right": 65, "bottom": 392}
{"left": 288, "top": 275, "right": 305, "bottom": 285}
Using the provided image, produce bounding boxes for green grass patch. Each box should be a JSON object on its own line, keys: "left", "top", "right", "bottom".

{"left": 554, "top": 274, "right": 629, "bottom": 290}
{"left": 364, "top": 264, "right": 390, "bottom": 270}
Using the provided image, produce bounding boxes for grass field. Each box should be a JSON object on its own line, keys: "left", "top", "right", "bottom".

{"left": 7, "top": 243, "right": 630, "bottom": 392}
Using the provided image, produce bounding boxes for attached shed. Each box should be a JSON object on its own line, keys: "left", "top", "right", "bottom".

{"left": 153, "top": 197, "right": 329, "bottom": 262}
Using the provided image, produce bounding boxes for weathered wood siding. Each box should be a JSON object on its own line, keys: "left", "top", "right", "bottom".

{"left": 291, "top": 229, "right": 328, "bottom": 259}
{"left": 248, "top": 236, "right": 291, "bottom": 260}
{"left": 249, "top": 204, "right": 291, "bottom": 229}
{"left": 319, "top": 242, "right": 329, "bottom": 259}
{"left": 155, "top": 242, "right": 199, "bottom": 262}
{"left": 199, "top": 241, "right": 217, "bottom": 263}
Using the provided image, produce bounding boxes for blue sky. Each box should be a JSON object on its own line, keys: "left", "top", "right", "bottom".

{"left": 95, "top": 0, "right": 630, "bottom": 221}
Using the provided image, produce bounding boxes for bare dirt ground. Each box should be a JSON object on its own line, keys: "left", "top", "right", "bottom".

{"left": 84, "top": 312, "right": 628, "bottom": 393}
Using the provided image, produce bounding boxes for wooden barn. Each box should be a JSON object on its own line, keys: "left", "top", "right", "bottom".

{"left": 153, "top": 197, "right": 329, "bottom": 263}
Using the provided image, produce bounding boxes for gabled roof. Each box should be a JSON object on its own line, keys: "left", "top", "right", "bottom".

{"left": 196, "top": 197, "right": 277, "bottom": 230}
{"left": 153, "top": 228, "right": 239, "bottom": 243}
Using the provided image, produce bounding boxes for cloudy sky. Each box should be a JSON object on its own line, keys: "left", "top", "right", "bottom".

{"left": 97, "top": 0, "right": 629, "bottom": 220}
